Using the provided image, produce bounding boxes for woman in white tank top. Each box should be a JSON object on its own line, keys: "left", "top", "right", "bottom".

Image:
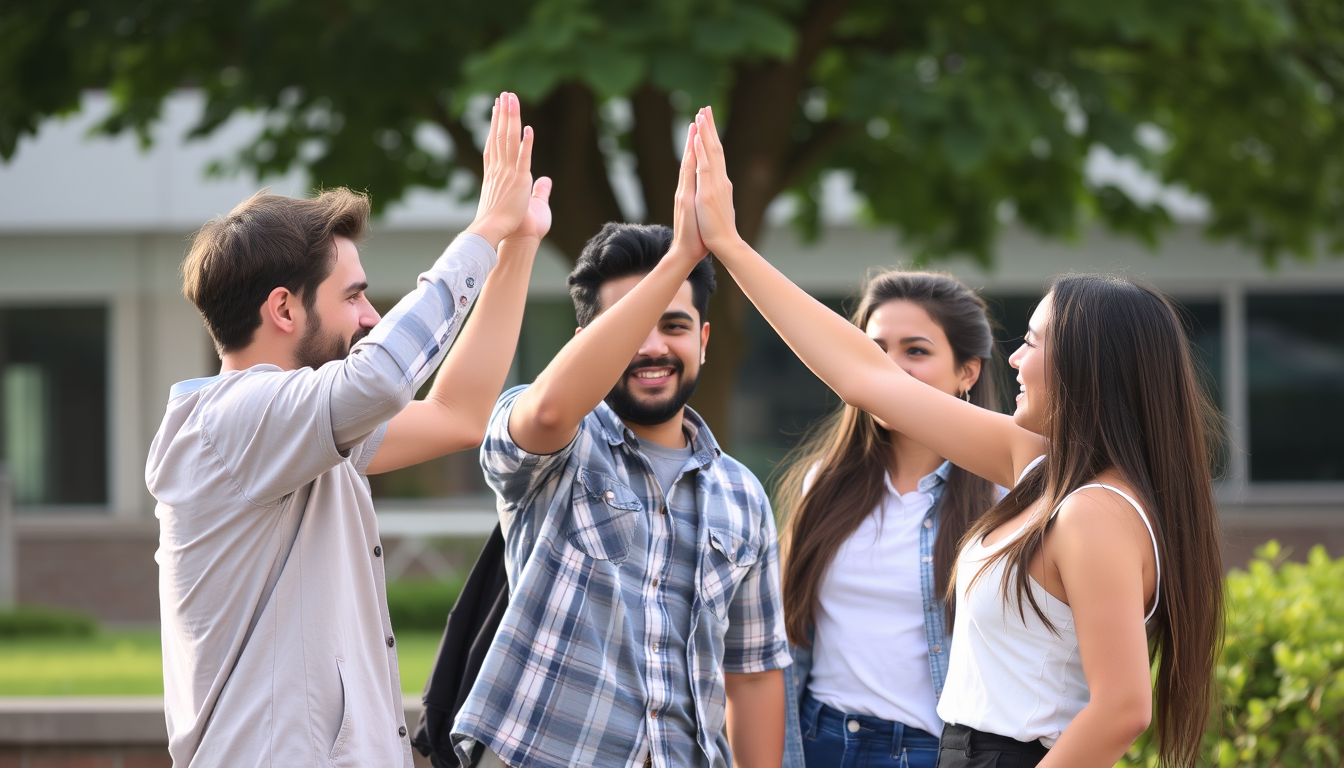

{"left": 683, "top": 142, "right": 1222, "bottom": 768}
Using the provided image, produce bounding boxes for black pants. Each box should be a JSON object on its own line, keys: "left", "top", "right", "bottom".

{"left": 935, "top": 724, "right": 1049, "bottom": 768}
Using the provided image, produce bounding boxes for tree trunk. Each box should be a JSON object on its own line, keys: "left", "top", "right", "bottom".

{"left": 688, "top": 0, "right": 851, "bottom": 449}
{"left": 524, "top": 83, "right": 627, "bottom": 259}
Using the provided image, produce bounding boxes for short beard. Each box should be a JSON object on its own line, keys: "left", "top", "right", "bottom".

{"left": 293, "top": 310, "right": 369, "bottom": 370}
{"left": 604, "top": 355, "right": 700, "bottom": 427}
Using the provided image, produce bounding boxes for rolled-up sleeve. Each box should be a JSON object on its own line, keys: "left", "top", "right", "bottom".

{"left": 723, "top": 499, "right": 793, "bottom": 674}
{"left": 480, "top": 386, "right": 576, "bottom": 515}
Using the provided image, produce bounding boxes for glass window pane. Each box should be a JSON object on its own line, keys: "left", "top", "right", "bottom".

{"left": 0, "top": 306, "right": 109, "bottom": 507}
{"left": 1246, "top": 293, "right": 1344, "bottom": 482}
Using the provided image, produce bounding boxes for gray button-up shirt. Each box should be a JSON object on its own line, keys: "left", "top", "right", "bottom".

{"left": 146, "top": 233, "right": 495, "bottom": 767}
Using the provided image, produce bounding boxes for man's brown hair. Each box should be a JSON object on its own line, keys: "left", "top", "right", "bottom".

{"left": 182, "top": 188, "right": 370, "bottom": 354}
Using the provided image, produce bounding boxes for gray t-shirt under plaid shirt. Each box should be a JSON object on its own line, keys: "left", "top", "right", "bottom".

{"left": 456, "top": 385, "right": 792, "bottom": 768}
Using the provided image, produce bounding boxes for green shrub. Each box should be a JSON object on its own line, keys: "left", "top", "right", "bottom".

{"left": 0, "top": 604, "right": 98, "bottom": 638}
{"left": 386, "top": 576, "right": 468, "bottom": 633}
{"left": 1119, "top": 541, "right": 1344, "bottom": 768}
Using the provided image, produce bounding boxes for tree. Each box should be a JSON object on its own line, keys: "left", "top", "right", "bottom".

{"left": 5, "top": 0, "right": 1343, "bottom": 444}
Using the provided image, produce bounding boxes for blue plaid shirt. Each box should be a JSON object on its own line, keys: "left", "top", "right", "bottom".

{"left": 454, "top": 386, "right": 792, "bottom": 768}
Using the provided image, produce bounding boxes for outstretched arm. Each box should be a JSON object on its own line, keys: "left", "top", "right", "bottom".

{"left": 507, "top": 122, "right": 708, "bottom": 456}
{"left": 366, "top": 175, "right": 552, "bottom": 475}
{"left": 690, "top": 108, "right": 1044, "bottom": 488}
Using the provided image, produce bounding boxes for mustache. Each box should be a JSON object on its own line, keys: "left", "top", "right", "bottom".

{"left": 623, "top": 356, "right": 683, "bottom": 377}
{"left": 351, "top": 326, "right": 372, "bottom": 347}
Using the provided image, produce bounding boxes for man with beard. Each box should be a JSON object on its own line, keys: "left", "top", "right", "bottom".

{"left": 456, "top": 116, "right": 789, "bottom": 768}
{"left": 146, "top": 95, "right": 544, "bottom": 768}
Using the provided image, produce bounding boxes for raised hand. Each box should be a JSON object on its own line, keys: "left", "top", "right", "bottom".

{"left": 690, "top": 107, "right": 743, "bottom": 254}
{"left": 667, "top": 120, "right": 708, "bottom": 263}
{"left": 467, "top": 92, "right": 536, "bottom": 248}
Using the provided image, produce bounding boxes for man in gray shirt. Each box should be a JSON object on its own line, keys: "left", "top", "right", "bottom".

{"left": 146, "top": 94, "right": 547, "bottom": 767}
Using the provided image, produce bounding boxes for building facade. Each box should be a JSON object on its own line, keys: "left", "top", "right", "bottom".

{"left": 2, "top": 94, "right": 1342, "bottom": 622}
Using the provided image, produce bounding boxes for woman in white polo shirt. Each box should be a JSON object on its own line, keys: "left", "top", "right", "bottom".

{"left": 777, "top": 271, "right": 1001, "bottom": 768}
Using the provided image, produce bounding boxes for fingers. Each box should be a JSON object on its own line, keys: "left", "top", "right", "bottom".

{"left": 676, "top": 122, "right": 698, "bottom": 194}
{"left": 517, "top": 124, "right": 534, "bottom": 176}
{"left": 503, "top": 93, "right": 522, "bottom": 170}
{"left": 482, "top": 99, "right": 496, "bottom": 172}
{"left": 693, "top": 132, "right": 711, "bottom": 174}
{"left": 532, "top": 176, "right": 552, "bottom": 201}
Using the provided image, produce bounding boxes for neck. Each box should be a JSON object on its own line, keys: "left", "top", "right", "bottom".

{"left": 887, "top": 429, "right": 946, "bottom": 495}
{"left": 219, "top": 344, "right": 295, "bottom": 374}
{"left": 624, "top": 410, "right": 688, "bottom": 449}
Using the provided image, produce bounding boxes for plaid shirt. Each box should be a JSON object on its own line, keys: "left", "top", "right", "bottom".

{"left": 454, "top": 385, "right": 792, "bottom": 768}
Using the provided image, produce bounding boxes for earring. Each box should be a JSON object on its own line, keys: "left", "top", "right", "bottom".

{"left": 961, "top": 389, "right": 971, "bottom": 402}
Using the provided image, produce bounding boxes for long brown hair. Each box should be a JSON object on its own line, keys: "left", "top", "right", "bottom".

{"left": 960, "top": 274, "right": 1223, "bottom": 768}
{"left": 777, "top": 270, "right": 1000, "bottom": 647}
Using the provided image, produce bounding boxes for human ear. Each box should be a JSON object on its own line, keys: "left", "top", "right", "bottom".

{"left": 699, "top": 322, "right": 711, "bottom": 365}
{"left": 263, "top": 287, "right": 299, "bottom": 336}
{"left": 959, "top": 357, "right": 983, "bottom": 394}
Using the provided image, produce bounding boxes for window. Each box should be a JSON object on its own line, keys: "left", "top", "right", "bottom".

{"left": 1246, "top": 293, "right": 1344, "bottom": 482}
{"left": 0, "top": 306, "right": 108, "bottom": 508}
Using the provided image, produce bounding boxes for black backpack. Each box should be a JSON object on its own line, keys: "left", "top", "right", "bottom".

{"left": 411, "top": 522, "right": 510, "bottom": 768}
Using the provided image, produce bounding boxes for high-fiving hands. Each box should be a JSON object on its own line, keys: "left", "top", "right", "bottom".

{"left": 689, "top": 107, "right": 744, "bottom": 256}
{"left": 467, "top": 92, "right": 539, "bottom": 248}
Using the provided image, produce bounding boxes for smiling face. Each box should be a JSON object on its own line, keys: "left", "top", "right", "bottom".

{"left": 591, "top": 274, "right": 710, "bottom": 427}
{"left": 293, "top": 236, "right": 381, "bottom": 369}
{"left": 1007, "top": 292, "right": 1052, "bottom": 434}
{"left": 865, "top": 299, "right": 981, "bottom": 431}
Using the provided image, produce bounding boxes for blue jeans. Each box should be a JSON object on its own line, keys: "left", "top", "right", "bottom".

{"left": 799, "top": 693, "right": 940, "bottom": 768}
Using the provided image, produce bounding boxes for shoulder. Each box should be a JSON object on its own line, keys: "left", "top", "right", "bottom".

{"left": 1050, "top": 483, "right": 1152, "bottom": 559}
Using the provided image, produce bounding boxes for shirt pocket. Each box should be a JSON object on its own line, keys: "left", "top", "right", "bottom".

{"left": 698, "top": 526, "right": 761, "bottom": 620}
{"left": 566, "top": 468, "right": 643, "bottom": 565}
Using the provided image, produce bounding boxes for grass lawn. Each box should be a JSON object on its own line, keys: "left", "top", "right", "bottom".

{"left": 0, "top": 630, "right": 443, "bottom": 697}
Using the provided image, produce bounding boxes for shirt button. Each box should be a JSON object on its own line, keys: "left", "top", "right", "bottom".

{"left": 605, "top": 490, "right": 615, "bottom": 500}
{"left": 459, "top": 296, "right": 468, "bottom": 306}
{"left": 924, "top": 519, "right": 933, "bottom": 529}
{"left": 387, "top": 635, "right": 396, "bottom": 648}
{"left": 933, "top": 645, "right": 942, "bottom": 653}
{"left": 652, "top": 577, "right": 660, "bottom": 587}
{"left": 847, "top": 720, "right": 860, "bottom": 733}
{"left": 373, "top": 545, "right": 382, "bottom": 557}
{"left": 399, "top": 725, "right": 408, "bottom": 737}
{"left": 921, "top": 556, "right": 933, "bottom": 563}
{"left": 652, "top": 642, "right": 659, "bottom": 652}
{"left": 465, "top": 277, "right": 475, "bottom": 288}
{"left": 650, "top": 711, "right": 658, "bottom": 720}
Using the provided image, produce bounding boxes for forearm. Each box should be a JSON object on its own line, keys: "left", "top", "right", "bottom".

{"left": 713, "top": 238, "right": 906, "bottom": 411}
{"left": 331, "top": 233, "right": 496, "bottom": 449}
{"left": 512, "top": 249, "right": 698, "bottom": 449}
{"left": 1038, "top": 701, "right": 1149, "bottom": 768}
{"left": 425, "top": 236, "right": 538, "bottom": 435}
{"left": 724, "top": 669, "right": 785, "bottom": 768}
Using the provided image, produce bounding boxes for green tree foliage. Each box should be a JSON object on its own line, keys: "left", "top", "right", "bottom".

{"left": 4, "top": 0, "right": 1343, "bottom": 437}
{"left": 1119, "top": 542, "right": 1344, "bottom": 768}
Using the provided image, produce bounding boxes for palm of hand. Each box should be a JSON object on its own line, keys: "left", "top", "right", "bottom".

{"left": 516, "top": 190, "right": 551, "bottom": 240}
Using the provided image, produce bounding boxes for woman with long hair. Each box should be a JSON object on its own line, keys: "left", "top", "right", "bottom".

{"left": 777, "top": 271, "right": 1001, "bottom": 768}
{"left": 689, "top": 107, "right": 1222, "bottom": 768}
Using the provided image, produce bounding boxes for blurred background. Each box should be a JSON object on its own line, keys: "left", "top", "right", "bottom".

{"left": 1, "top": 0, "right": 1343, "bottom": 706}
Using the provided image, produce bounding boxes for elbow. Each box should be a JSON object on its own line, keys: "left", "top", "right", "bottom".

{"left": 1110, "top": 692, "right": 1153, "bottom": 743}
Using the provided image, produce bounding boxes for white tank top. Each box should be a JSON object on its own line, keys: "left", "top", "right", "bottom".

{"left": 935, "top": 459, "right": 1161, "bottom": 747}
